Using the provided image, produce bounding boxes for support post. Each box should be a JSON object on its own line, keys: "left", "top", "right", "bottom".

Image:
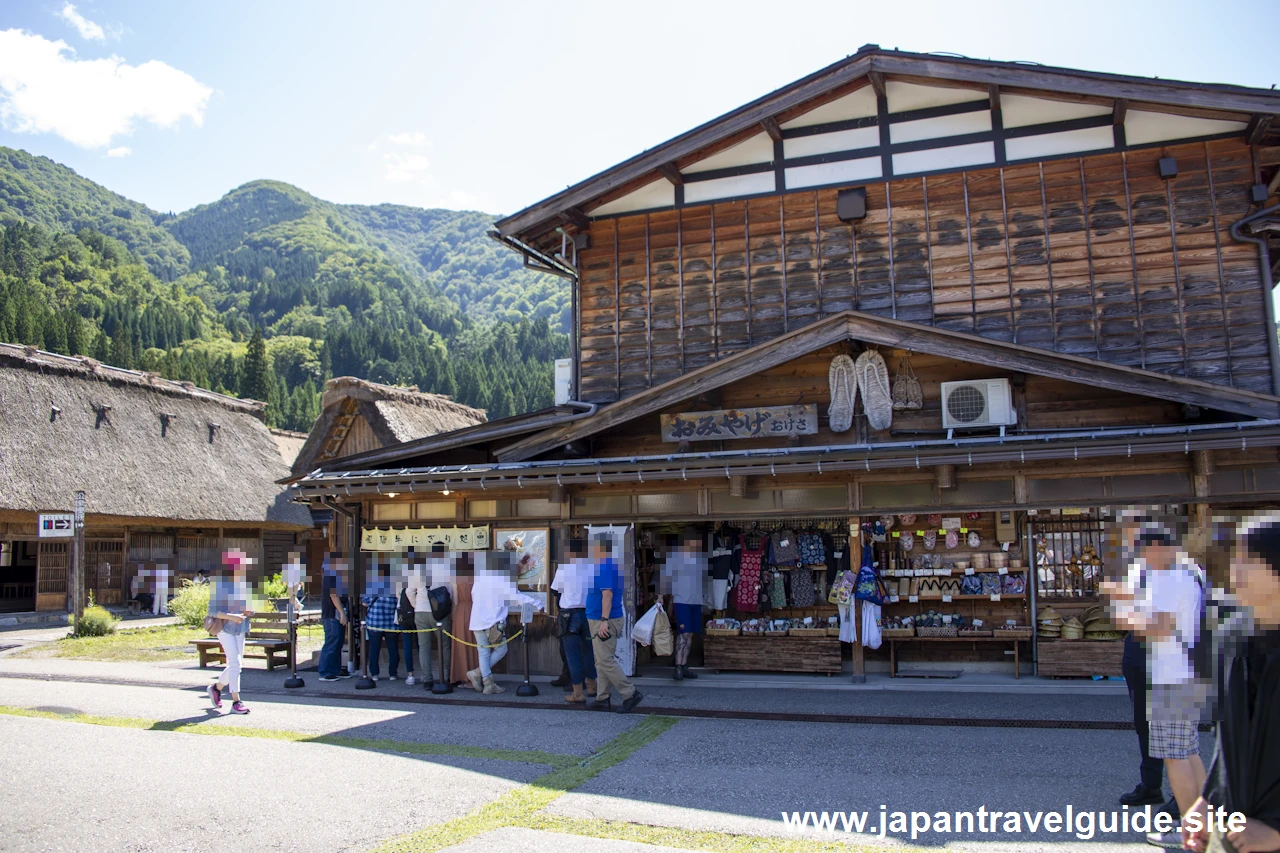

{"left": 516, "top": 600, "right": 538, "bottom": 697}
{"left": 284, "top": 551, "right": 304, "bottom": 688}
{"left": 849, "top": 516, "right": 866, "bottom": 684}
{"left": 71, "top": 491, "right": 85, "bottom": 634}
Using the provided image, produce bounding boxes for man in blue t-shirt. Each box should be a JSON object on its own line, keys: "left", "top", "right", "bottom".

{"left": 585, "top": 534, "right": 641, "bottom": 713}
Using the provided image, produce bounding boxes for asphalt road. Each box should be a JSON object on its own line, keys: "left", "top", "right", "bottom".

{"left": 0, "top": 674, "right": 1201, "bottom": 852}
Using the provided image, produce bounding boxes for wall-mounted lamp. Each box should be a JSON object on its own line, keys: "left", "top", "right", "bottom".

{"left": 1158, "top": 157, "right": 1178, "bottom": 180}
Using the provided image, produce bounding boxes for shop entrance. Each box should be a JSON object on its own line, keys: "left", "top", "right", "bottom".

{"left": 0, "top": 540, "right": 38, "bottom": 612}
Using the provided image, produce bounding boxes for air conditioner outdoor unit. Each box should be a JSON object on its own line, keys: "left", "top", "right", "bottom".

{"left": 940, "top": 378, "right": 1017, "bottom": 431}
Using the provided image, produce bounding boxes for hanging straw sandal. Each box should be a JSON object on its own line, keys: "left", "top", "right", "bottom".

{"left": 827, "top": 354, "right": 857, "bottom": 433}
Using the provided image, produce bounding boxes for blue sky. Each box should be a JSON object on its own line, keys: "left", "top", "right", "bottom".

{"left": 0, "top": 1, "right": 1276, "bottom": 216}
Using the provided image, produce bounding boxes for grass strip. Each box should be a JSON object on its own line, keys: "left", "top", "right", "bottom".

{"left": 0, "top": 704, "right": 575, "bottom": 767}
{"left": 373, "top": 715, "right": 679, "bottom": 853}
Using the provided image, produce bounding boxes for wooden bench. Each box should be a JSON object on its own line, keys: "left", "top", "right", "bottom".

{"left": 190, "top": 612, "right": 292, "bottom": 670}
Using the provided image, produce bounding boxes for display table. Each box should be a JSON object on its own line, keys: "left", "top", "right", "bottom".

{"left": 886, "top": 636, "right": 1026, "bottom": 678}
{"left": 1036, "top": 639, "right": 1124, "bottom": 677}
{"left": 703, "top": 635, "right": 842, "bottom": 675}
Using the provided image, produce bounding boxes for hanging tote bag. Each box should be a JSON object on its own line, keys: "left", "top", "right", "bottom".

{"left": 853, "top": 565, "right": 886, "bottom": 605}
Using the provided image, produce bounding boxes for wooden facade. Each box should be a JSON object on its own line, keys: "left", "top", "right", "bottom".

{"left": 576, "top": 139, "right": 1269, "bottom": 403}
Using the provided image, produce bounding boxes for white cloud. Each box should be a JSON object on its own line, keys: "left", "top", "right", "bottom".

{"left": 0, "top": 29, "right": 212, "bottom": 148}
{"left": 59, "top": 4, "right": 106, "bottom": 42}
{"left": 383, "top": 152, "right": 431, "bottom": 183}
{"left": 387, "top": 131, "right": 427, "bottom": 146}
{"left": 106, "top": 145, "right": 130, "bottom": 157}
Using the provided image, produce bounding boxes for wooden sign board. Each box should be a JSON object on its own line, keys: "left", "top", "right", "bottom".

{"left": 361, "top": 525, "right": 490, "bottom": 552}
{"left": 661, "top": 405, "right": 819, "bottom": 443}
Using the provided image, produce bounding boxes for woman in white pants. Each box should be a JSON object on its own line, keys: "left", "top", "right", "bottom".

{"left": 207, "top": 549, "right": 253, "bottom": 714}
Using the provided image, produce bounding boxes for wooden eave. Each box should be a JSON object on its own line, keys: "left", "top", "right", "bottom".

{"left": 494, "top": 47, "right": 1280, "bottom": 245}
{"left": 495, "top": 311, "right": 1280, "bottom": 463}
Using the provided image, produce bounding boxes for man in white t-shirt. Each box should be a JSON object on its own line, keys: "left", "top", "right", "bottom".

{"left": 1113, "top": 522, "right": 1207, "bottom": 845}
{"left": 550, "top": 538, "right": 596, "bottom": 703}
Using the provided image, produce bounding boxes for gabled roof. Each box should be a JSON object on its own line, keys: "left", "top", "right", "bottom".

{"left": 495, "top": 45, "right": 1280, "bottom": 245}
{"left": 0, "top": 343, "right": 309, "bottom": 526}
{"left": 494, "top": 310, "right": 1280, "bottom": 462}
{"left": 291, "top": 377, "right": 486, "bottom": 475}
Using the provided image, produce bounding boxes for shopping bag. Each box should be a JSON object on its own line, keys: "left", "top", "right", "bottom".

{"left": 633, "top": 601, "right": 661, "bottom": 646}
{"left": 653, "top": 606, "right": 674, "bottom": 657}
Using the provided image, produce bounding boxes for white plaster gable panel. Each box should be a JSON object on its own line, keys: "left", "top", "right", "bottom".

{"left": 1123, "top": 110, "right": 1248, "bottom": 146}
{"left": 783, "top": 126, "right": 879, "bottom": 158}
{"left": 682, "top": 132, "right": 774, "bottom": 175}
{"left": 890, "top": 110, "right": 992, "bottom": 144}
{"left": 892, "top": 141, "right": 995, "bottom": 175}
{"left": 1000, "top": 94, "right": 1112, "bottom": 129}
{"left": 1005, "top": 126, "right": 1115, "bottom": 161}
{"left": 780, "top": 87, "right": 878, "bottom": 129}
{"left": 683, "top": 171, "right": 776, "bottom": 204}
{"left": 784, "top": 157, "right": 883, "bottom": 189}
{"left": 887, "top": 81, "right": 986, "bottom": 114}
{"left": 588, "top": 179, "right": 674, "bottom": 217}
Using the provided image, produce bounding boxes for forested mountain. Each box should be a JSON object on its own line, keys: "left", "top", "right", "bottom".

{"left": 0, "top": 147, "right": 569, "bottom": 432}
{"left": 0, "top": 148, "right": 190, "bottom": 280}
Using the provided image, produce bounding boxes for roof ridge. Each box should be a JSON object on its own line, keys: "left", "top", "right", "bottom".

{"left": 0, "top": 342, "right": 264, "bottom": 417}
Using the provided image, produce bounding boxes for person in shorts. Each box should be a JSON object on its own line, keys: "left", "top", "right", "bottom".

{"left": 661, "top": 527, "right": 707, "bottom": 680}
{"left": 1114, "top": 519, "right": 1206, "bottom": 845}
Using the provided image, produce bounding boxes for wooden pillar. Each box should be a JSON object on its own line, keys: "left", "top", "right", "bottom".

{"left": 1187, "top": 450, "right": 1214, "bottom": 567}
{"left": 849, "top": 516, "right": 865, "bottom": 683}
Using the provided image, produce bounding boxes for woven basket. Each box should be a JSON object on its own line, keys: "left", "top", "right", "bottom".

{"left": 994, "top": 627, "right": 1033, "bottom": 638}
{"left": 789, "top": 627, "right": 829, "bottom": 637}
{"left": 990, "top": 552, "right": 1009, "bottom": 568}
{"left": 916, "top": 626, "right": 959, "bottom": 638}
{"left": 825, "top": 626, "right": 842, "bottom": 637}
{"left": 704, "top": 628, "right": 741, "bottom": 637}
{"left": 881, "top": 627, "right": 915, "bottom": 638}
{"left": 959, "top": 629, "right": 993, "bottom": 637}
{"left": 764, "top": 630, "right": 789, "bottom": 638}
{"left": 971, "top": 552, "right": 990, "bottom": 569}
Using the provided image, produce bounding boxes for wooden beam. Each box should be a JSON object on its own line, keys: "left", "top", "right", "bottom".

{"left": 494, "top": 309, "right": 1280, "bottom": 462}
{"left": 868, "top": 70, "right": 887, "bottom": 99}
{"left": 988, "top": 84, "right": 1000, "bottom": 111}
{"left": 656, "top": 162, "right": 684, "bottom": 186}
{"left": 559, "top": 208, "right": 590, "bottom": 230}
{"left": 760, "top": 115, "right": 783, "bottom": 143}
{"left": 1113, "top": 98, "right": 1128, "bottom": 125}
{"left": 1247, "top": 114, "right": 1274, "bottom": 146}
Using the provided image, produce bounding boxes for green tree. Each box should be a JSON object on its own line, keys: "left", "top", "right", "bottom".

{"left": 241, "top": 326, "right": 271, "bottom": 402}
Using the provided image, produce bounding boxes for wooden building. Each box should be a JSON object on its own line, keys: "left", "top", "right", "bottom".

{"left": 292, "top": 48, "right": 1280, "bottom": 678}
{"left": 0, "top": 343, "right": 311, "bottom": 612}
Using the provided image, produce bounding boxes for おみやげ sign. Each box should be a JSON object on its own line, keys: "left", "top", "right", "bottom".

{"left": 660, "top": 405, "right": 818, "bottom": 443}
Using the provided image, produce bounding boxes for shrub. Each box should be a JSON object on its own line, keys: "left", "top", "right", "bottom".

{"left": 262, "top": 572, "right": 287, "bottom": 600}
{"left": 72, "top": 592, "right": 118, "bottom": 637}
{"left": 169, "top": 579, "right": 211, "bottom": 628}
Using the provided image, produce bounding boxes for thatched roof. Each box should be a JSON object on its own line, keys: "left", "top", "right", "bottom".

{"left": 0, "top": 343, "right": 310, "bottom": 527}
{"left": 270, "top": 429, "right": 308, "bottom": 467}
{"left": 291, "top": 377, "right": 486, "bottom": 475}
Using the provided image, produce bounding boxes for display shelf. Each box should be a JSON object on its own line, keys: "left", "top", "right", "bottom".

{"left": 885, "top": 635, "right": 1027, "bottom": 677}
{"left": 1036, "top": 638, "right": 1124, "bottom": 677}
{"left": 703, "top": 634, "right": 841, "bottom": 674}
{"left": 883, "top": 594, "right": 1026, "bottom": 602}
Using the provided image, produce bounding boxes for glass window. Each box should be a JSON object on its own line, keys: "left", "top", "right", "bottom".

{"left": 1209, "top": 469, "right": 1246, "bottom": 495}
{"left": 708, "top": 490, "right": 777, "bottom": 514}
{"left": 779, "top": 487, "right": 847, "bottom": 510}
{"left": 636, "top": 492, "right": 700, "bottom": 514}
{"left": 1253, "top": 466, "right": 1280, "bottom": 492}
{"left": 371, "top": 502, "right": 412, "bottom": 521}
{"left": 467, "top": 500, "right": 511, "bottom": 519}
{"left": 1027, "top": 477, "right": 1105, "bottom": 502}
{"left": 415, "top": 501, "right": 456, "bottom": 520}
{"left": 573, "top": 495, "right": 633, "bottom": 517}
{"left": 860, "top": 482, "right": 933, "bottom": 509}
{"left": 940, "top": 479, "right": 1015, "bottom": 505}
{"left": 1110, "top": 472, "right": 1191, "bottom": 499}
{"left": 515, "top": 498, "right": 561, "bottom": 517}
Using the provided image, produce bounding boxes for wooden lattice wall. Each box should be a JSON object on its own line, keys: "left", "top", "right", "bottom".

{"left": 576, "top": 138, "right": 1268, "bottom": 403}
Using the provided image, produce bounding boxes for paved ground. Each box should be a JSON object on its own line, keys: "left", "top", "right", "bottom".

{"left": 0, "top": 663, "right": 1196, "bottom": 853}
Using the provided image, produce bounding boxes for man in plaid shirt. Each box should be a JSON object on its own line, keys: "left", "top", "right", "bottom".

{"left": 362, "top": 568, "right": 410, "bottom": 681}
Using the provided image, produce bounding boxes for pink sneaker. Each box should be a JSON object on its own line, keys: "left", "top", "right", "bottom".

{"left": 207, "top": 684, "right": 222, "bottom": 709}
{"left": 231, "top": 701, "right": 249, "bottom": 715}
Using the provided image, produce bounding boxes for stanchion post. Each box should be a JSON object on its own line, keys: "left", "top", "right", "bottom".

{"left": 516, "top": 600, "right": 538, "bottom": 697}
{"left": 355, "top": 601, "right": 375, "bottom": 689}
{"left": 432, "top": 619, "right": 452, "bottom": 694}
{"left": 284, "top": 581, "right": 304, "bottom": 688}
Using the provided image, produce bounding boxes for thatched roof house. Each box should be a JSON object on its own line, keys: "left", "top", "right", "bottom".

{"left": 0, "top": 343, "right": 309, "bottom": 611}
{"left": 291, "top": 376, "right": 486, "bottom": 475}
